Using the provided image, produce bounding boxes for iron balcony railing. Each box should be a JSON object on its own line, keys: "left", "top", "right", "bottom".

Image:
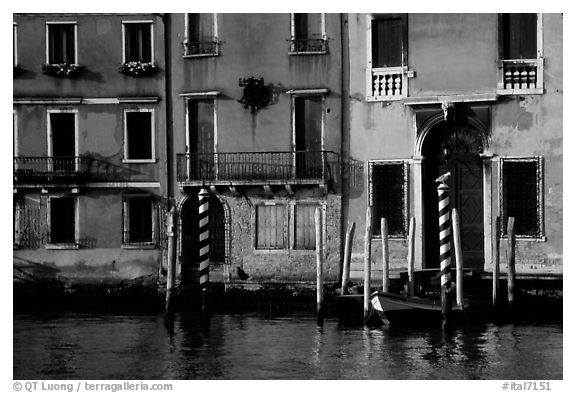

{"left": 183, "top": 40, "right": 220, "bottom": 56}
{"left": 14, "top": 156, "right": 91, "bottom": 180}
{"left": 177, "top": 151, "right": 339, "bottom": 183}
{"left": 289, "top": 38, "right": 327, "bottom": 53}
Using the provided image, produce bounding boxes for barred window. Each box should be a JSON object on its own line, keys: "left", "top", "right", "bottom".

{"left": 255, "top": 205, "right": 286, "bottom": 250}
{"left": 501, "top": 157, "right": 543, "bottom": 238}
{"left": 369, "top": 161, "right": 407, "bottom": 237}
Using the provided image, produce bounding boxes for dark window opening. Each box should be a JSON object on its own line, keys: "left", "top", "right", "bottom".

{"left": 256, "top": 205, "right": 285, "bottom": 250}
{"left": 186, "top": 14, "right": 217, "bottom": 55}
{"left": 292, "top": 13, "right": 325, "bottom": 52}
{"left": 125, "top": 23, "right": 152, "bottom": 62}
{"left": 294, "top": 204, "right": 318, "bottom": 250}
{"left": 48, "top": 24, "right": 75, "bottom": 64}
{"left": 502, "top": 13, "right": 537, "bottom": 60}
{"left": 371, "top": 17, "right": 403, "bottom": 68}
{"left": 127, "top": 197, "right": 153, "bottom": 243}
{"left": 295, "top": 96, "right": 323, "bottom": 178}
{"left": 50, "top": 112, "right": 76, "bottom": 172}
{"left": 126, "top": 112, "right": 152, "bottom": 160}
{"left": 371, "top": 163, "right": 406, "bottom": 237}
{"left": 50, "top": 198, "right": 75, "bottom": 243}
{"left": 502, "top": 160, "right": 540, "bottom": 237}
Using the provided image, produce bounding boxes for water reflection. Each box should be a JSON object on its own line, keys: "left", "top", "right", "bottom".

{"left": 13, "top": 312, "right": 562, "bottom": 380}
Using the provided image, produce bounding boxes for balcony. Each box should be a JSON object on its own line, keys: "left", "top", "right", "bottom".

{"left": 14, "top": 156, "right": 135, "bottom": 185}
{"left": 14, "top": 156, "right": 90, "bottom": 183}
{"left": 367, "top": 67, "right": 408, "bottom": 101}
{"left": 183, "top": 40, "right": 220, "bottom": 57}
{"left": 498, "top": 59, "right": 544, "bottom": 95}
{"left": 289, "top": 38, "right": 328, "bottom": 55}
{"left": 177, "top": 151, "right": 339, "bottom": 187}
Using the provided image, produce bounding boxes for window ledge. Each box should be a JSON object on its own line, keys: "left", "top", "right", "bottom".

{"left": 288, "top": 51, "right": 328, "bottom": 56}
{"left": 122, "top": 159, "right": 156, "bottom": 164}
{"left": 366, "top": 95, "right": 406, "bottom": 102}
{"left": 183, "top": 53, "right": 219, "bottom": 59}
{"left": 253, "top": 249, "right": 289, "bottom": 255}
{"left": 497, "top": 88, "right": 544, "bottom": 95}
{"left": 46, "top": 243, "right": 80, "bottom": 250}
{"left": 121, "top": 243, "right": 156, "bottom": 249}
{"left": 371, "top": 235, "right": 407, "bottom": 241}
{"left": 500, "top": 236, "right": 546, "bottom": 242}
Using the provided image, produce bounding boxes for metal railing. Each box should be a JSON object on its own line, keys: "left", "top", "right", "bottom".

{"left": 14, "top": 156, "right": 91, "bottom": 180}
{"left": 289, "top": 38, "right": 327, "bottom": 53}
{"left": 183, "top": 40, "right": 220, "bottom": 56}
{"left": 177, "top": 150, "right": 339, "bottom": 183}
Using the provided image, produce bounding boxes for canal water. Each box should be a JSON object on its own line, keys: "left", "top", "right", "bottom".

{"left": 13, "top": 311, "right": 562, "bottom": 380}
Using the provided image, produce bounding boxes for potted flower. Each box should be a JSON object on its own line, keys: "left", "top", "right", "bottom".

{"left": 118, "top": 61, "right": 159, "bottom": 77}
{"left": 42, "top": 63, "right": 83, "bottom": 78}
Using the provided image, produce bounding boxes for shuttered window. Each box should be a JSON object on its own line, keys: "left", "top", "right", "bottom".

{"left": 256, "top": 205, "right": 285, "bottom": 250}
{"left": 370, "top": 161, "right": 407, "bottom": 237}
{"left": 501, "top": 158, "right": 543, "bottom": 237}
{"left": 502, "top": 13, "right": 537, "bottom": 60}
{"left": 47, "top": 23, "right": 76, "bottom": 64}
{"left": 371, "top": 17, "right": 403, "bottom": 68}
{"left": 294, "top": 205, "right": 318, "bottom": 250}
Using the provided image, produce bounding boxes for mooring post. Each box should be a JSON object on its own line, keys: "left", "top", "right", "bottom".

{"left": 492, "top": 216, "right": 501, "bottom": 310}
{"left": 165, "top": 206, "right": 177, "bottom": 315}
{"left": 198, "top": 188, "right": 210, "bottom": 313}
{"left": 507, "top": 217, "right": 516, "bottom": 311}
{"left": 341, "top": 221, "right": 355, "bottom": 296}
{"left": 363, "top": 207, "right": 373, "bottom": 320}
{"left": 452, "top": 209, "right": 464, "bottom": 310}
{"left": 407, "top": 217, "right": 416, "bottom": 296}
{"left": 315, "top": 207, "right": 324, "bottom": 325}
{"left": 381, "top": 218, "right": 389, "bottom": 293}
{"left": 436, "top": 172, "right": 452, "bottom": 331}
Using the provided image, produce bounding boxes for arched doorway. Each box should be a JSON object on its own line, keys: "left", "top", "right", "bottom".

{"left": 421, "top": 121, "right": 485, "bottom": 269}
{"left": 180, "top": 192, "right": 226, "bottom": 285}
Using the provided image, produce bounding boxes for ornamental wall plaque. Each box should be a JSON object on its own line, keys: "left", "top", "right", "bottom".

{"left": 237, "top": 77, "right": 271, "bottom": 113}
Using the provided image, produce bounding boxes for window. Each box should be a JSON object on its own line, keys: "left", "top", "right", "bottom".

{"left": 123, "top": 22, "right": 153, "bottom": 63}
{"left": 498, "top": 14, "right": 543, "bottom": 94}
{"left": 123, "top": 110, "right": 155, "bottom": 162}
{"left": 369, "top": 160, "right": 408, "bottom": 237}
{"left": 367, "top": 14, "right": 409, "bottom": 101}
{"left": 123, "top": 195, "right": 155, "bottom": 246}
{"left": 46, "top": 22, "right": 77, "bottom": 64}
{"left": 48, "top": 197, "right": 77, "bottom": 245}
{"left": 186, "top": 98, "right": 216, "bottom": 179}
{"left": 290, "top": 13, "right": 327, "bottom": 54}
{"left": 13, "top": 23, "right": 18, "bottom": 67}
{"left": 48, "top": 110, "right": 77, "bottom": 172}
{"left": 293, "top": 204, "right": 319, "bottom": 250}
{"left": 500, "top": 157, "right": 544, "bottom": 238}
{"left": 291, "top": 92, "right": 325, "bottom": 179}
{"left": 184, "top": 13, "right": 219, "bottom": 56}
{"left": 255, "top": 204, "right": 286, "bottom": 250}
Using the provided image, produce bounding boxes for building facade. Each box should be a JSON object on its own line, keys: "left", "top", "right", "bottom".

{"left": 13, "top": 13, "right": 562, "bottom": 290}
{"left": 344, "top": 13, "right": 563, "bottom": 281}
{"left": 13, "top": 13, "right": 169, "bottom": 283}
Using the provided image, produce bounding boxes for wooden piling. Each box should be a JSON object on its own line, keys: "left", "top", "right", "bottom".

{"left": 315, "top": 207, "right": 324, "bottom": 324}
{"left": 363, "top": 207, "right": 373, "bottom": 320}
{"left": 407, "top": 217, "right": 415, "bottom": 296}
{"left": 451, "top": 209, "right": 464, "bottom": 310}
{"left": 341, "top": 222, "right": 356, "bottom": 296}
{"left": 492, "top": 216, "right": 501, "bottom": 309}
{"left": 165, "top": 207, "right": 176, "bottom": 315}
{"left": 507, "top": 217, "right": 516, "bottom": 310}
{"left": 381, "top": 218, "right": 389, "bottom": 293}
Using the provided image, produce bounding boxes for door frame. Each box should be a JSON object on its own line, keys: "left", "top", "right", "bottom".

{"left": 413, "top": 112, "right": 493, "bottom": 270}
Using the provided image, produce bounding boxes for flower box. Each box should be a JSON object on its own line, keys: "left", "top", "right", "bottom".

{"left": 119, "top": 61, "right": 159, "bottom": 77}
{"left": 42, "top": 63, "right": 83, "bottom": 78}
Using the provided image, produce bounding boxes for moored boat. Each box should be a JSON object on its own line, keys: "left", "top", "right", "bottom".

{"left": 369, "top": 291, "right": 465, "bottom": 326}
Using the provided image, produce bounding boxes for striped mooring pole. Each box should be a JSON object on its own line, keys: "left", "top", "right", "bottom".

{"left": 198, "top": 188, "right": 210, "bottom": 312}
{"left": 436, "top": 172, "right": 452, "bottom": 331}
